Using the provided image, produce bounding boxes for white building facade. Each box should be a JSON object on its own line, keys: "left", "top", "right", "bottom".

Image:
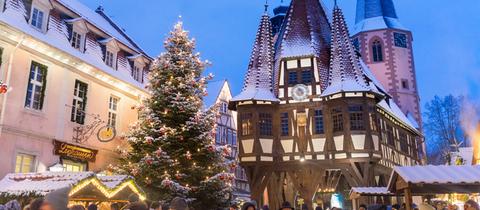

{"left": 0, "top": 0, "right": 150, "bottom": 177}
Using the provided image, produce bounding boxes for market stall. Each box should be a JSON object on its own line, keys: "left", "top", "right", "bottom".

{"left": 0, "top": 172, "right": 145, "bottom": 206}
{"left": 349, "top": 187, "right": 393, "bottom": 210}
{"left": 388, "top": 165, "right": 480, "bottom": 210}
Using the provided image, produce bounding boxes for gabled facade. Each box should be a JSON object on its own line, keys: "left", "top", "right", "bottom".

{"left": 352, "top": 0, "right": 422, "bottom": 129}
{"left": 0, "top": 0, "right": 150, "bottom": 177}
{"left": 205, "top": 80, "right": 250, "bottom": 201}
{"left": 230, "top": 1, "right": 424, "bottom": 209}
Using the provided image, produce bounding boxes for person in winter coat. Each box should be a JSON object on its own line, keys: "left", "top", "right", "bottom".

{"left": 168, "top": 197, "right": 188, "bottom": 210}
{"left": 242, "top": 202, "right": 256, "bottom": 210}
{"left": 125, "top": 202, "right": 148, "bottom": 210}
{"left": 229, "top": 204, "right": 239, "bottom": 210}
{"left": 45, "top": 187, "right": 70, "bottom": 210}
{"left": 69, "top": 205, "right": 85, "bottom": 210}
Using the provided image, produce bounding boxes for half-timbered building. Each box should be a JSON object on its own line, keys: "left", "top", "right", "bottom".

{"left": 229, "top": 0, "right": 424, "bottom": 209}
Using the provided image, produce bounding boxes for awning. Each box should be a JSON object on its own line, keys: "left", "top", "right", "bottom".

{"left": 388, "top": 165, "right": 480, "bottom": 194}
{"left": 349, "top": 187, "right": 393, "bottom": 199}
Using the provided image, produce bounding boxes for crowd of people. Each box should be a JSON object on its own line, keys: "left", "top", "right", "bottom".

{"left": 1, "top": 196, "right": 479, "bottom": 210}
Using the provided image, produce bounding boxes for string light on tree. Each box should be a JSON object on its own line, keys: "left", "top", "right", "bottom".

{"left": 115, "top": 21, "right": 232, "bottom": 209}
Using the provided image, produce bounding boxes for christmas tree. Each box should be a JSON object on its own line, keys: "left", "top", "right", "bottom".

{"left": 115, "top": 21, "right": 233, "bottom": 209}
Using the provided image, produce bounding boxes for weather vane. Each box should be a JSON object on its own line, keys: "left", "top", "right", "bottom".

{"left": 264, "top": 0, "right": 269, "bottom": 12}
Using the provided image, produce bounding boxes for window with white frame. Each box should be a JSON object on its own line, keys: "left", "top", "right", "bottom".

{"left": 105, "top": 50, "right": 114, "bottom": 68}
{"left": 15, "top": 153, "right": 35, "bottom": 173}
{"left": 63, "top": 159, "right": 86, "bottom": 172}
{"left": 108, "top": 96, "right": 119, "bottom": 128}
{"left": 25, "top": 62, "right": 47, "bottom": 110}
{"left": 31, "top": 8, "right": 44, "bottom": 30}
{"left": 71, "top": 31, "right": 82, "bottom": 50}
{"left": 71, "top": 80, "right": 88, "bottom": 124}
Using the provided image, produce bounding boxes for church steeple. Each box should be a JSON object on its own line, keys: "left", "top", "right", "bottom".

{"left": 231, "top": 13, "right": 278, "bottom": 103}
{"left": 353, "top": 0, "right": 406, "bottom": 35}
{"left": 322, "top": 5, "right": 370, "bottom": 97}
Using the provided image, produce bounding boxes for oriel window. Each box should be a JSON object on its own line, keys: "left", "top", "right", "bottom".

{"left": 349, "top": 105, "right": 365, "bottom": 131}
{"left": 314, "top": 110, "right": 324, "bottom": 134}
{"left": 241, "top": 113, "right": 253, "bottom": 136}
{"left": 332, "top": 108, "right": 344, "bottom": 132}
{"left": 280, "top": 113, "right": 289, "bottom": 136}
{"left": 71, "top": 80, "right": 88, "bottom": 124}
{"left": 301, "top": 70, "right": 312, "bottom": 84}
{"left": 259, "top": 113, "right": 273, "bottom": 136}
{"left": 288, "top": 71, "right": 297, "bottom": 85}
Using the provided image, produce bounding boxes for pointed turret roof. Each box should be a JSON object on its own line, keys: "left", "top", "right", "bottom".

{"left": 275, "top": 0, "right": 331, "bottom": 58}
{"left": 273, "top": 0, "right": 332, "bottom": 92}
{"left": 353, "top": 0, "right": 407, "bottom": 35}
{"left": 322, "top": 6, "right": 370, "bottom": 97}
{"left": 231, "top": 13, "right": 278, "bottom": 102}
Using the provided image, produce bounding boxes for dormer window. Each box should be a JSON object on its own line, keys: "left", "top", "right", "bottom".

{"left": 132, "top": 65, "right": 142, "bottom": 82}
{"left": 71, "top": 31, "right": 82, "bottom": 50}
{"left": 31, "top": 8, "right": 44, "bottom": 30}
{"left": 105, "top": 50, "right": 114, "bottom": 68}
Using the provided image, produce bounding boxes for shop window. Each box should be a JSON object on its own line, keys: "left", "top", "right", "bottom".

{"left": 314, "top": 110, "right": 324, "bottom": 134}
{"left": 280, "top": 113, "right": 289, "bottom": 136}
{"left": 332, "top": 108, "right": 344, "bottom": 132}
{"left": 63, "top": 159, "right": 86, "bottom": 172}
{"left": 108, "top": 96, "right": 119, "bottom": 128}
{"left": 15, "top": 153, "right": 35, "bottom": 173}
{"left": 71, "top": 80, "right": 88, "bottom": 124}
{"left": 259, "top": 113, "right": 272, "bottom": 136}
{"left": 241, "top": 113, "right": 253, "bottom": 136}
{"left": 349, "top": 105, "right": 365, "bottom": 131}
{"left": 25, "top": 62, "right": 47, "bottom": 110}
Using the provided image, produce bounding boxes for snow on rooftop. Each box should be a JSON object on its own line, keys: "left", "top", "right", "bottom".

{"left": 378, "top": 99, "right": 418, "bottom": 132}
{"left": 350, "top": 187, "right": 391, "bottom": 195}
{"left": 0, "top": 172, "right": 130, "bottom": 195}
{"left": 231, "top": 87, "right": 279, "bottom": 102}
{"left": 407, "top": 112, "right": 420, "bottom": 129}
{"left": 0, "top": 9, "right": 146, "bottom": 91}
{"left": 55, "top": 0, "right": 141, "bottom": 53}
{"left": 0, "top": 172, "right": 94, "bottom": 195}
{"left": 390, "top": 165, "right": 480, "bottom": 185}
{"left": 353, "top": 16, "right": 406, "bottom": 35}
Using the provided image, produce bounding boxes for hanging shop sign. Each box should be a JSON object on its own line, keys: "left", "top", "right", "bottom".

{"left": 53, "top": 140, "right": 98, "bottom": 162}
{"left": 97, "top": 125, "right": 116, "bottom": 142}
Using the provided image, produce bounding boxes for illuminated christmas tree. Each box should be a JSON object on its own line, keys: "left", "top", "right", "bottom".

{"left": 116, "top": 21, "right": 233, "bottom": 209}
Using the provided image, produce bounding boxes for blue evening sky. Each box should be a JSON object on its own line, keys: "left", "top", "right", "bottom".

{"left": 80, "top": 0, "right": 480, "bottom": 106}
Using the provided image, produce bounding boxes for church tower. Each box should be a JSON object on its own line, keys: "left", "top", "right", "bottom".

{"left": 352, "top": 0, "right": 422, "bottom": 128}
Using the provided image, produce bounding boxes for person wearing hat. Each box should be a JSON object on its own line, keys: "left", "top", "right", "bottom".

{"left": 279, "top": 202, "right": 294, "bottom": 210}
{"left": 242, "top": 202, "right": 256, "bottom": 210}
